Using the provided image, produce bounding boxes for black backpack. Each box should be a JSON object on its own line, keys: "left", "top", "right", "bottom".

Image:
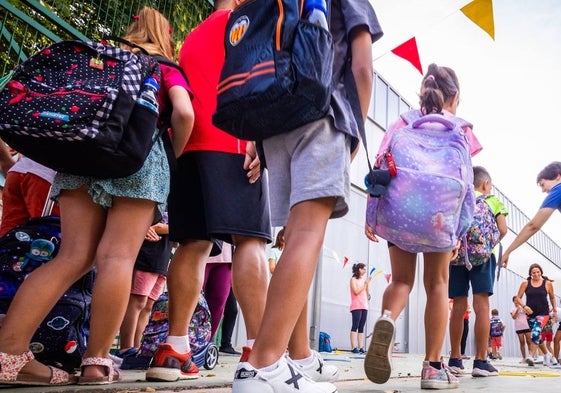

{"left": 0, "top": 215, "right": 95, "bottom": 373}
{"left": 212, "top": 0, "right": 333, "bottom": 141}
{"left": 0, "top": 40, "right": 163, "bottom": 178}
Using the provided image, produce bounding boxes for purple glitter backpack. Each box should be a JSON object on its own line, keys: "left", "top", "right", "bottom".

{"left": 366, "top": 110, "right": 475, "bottom": 253}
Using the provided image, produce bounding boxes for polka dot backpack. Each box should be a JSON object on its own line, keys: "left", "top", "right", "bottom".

{"left": 0, "top": 40, "right": 161, "bottom": 178}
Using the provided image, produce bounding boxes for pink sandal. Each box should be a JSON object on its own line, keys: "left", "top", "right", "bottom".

{"left": 0, "top": 350, "right": 77, "bottom": 386}
{"left": 78, "top": 357, "right": 121, "bottom": 385}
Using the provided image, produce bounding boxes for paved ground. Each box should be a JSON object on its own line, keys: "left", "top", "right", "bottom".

{"left": 3, "top": 351, "right": 560, "bottom": 392}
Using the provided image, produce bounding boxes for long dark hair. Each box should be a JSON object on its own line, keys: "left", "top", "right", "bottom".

{"left": 352, "top": 263, "right": 366, "bottom": 279}
{"left": 272, "top": 227, "right": 285, "bottom": 250}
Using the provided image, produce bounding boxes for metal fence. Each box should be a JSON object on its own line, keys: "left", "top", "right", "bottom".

{"left": 0, "top": 0, "right": 213, "bottom": 74}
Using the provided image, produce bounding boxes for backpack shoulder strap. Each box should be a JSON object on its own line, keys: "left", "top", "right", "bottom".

{"left": 151, "top": 56, "right": 189, "bottom": 85}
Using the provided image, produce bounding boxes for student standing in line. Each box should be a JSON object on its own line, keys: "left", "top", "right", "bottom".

{"left": 0, "top": 7, "right": 193, "bottom": 385}
{"left": 232, "top": 1, "right": 383, "bottom": 392}
{"left": 447, "top": 166, "right": 507, "bottom": 377}
{"left": 146, "top": 0, "right": 271, "bottom": 382}
{"left": 365, "top": 64, "right": 482, "bottom": 390}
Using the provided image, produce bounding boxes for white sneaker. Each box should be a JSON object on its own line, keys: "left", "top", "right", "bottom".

{"left": 291, "top": 351, "right": 339, "bottom": 382}
{"left": 544, "top": 353, "right": 552, "bottom": 366}
{"left": 232, "top": 356, "right": 337, "bottom": 393}
{"left": 364, "top": 310, "right": 394, "bottom": 384}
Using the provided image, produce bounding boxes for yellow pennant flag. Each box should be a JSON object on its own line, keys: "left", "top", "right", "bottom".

{"left": 461, "top": 0, "right": 495, "bottom": 40}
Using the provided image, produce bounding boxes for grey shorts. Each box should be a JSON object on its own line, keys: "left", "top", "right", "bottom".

{"left": 262, "top": 117, "right": 350, "bottom": 227}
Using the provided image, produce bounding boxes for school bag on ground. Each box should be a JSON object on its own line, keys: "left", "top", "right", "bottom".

{"left": 0, "top": 213, "right": 95, "bottom": 373}
{"left": 0, "top": 40, "right": 162, "bottom": 178}
{"left": 319, "top": 331, "right": 332, "bottom": 353}
{"left": 451, "top": 194, "right": 500, "bottom": 268}
{"left": 129, "top": 291, "right": 216, "bottom": 370}
{"left": 365, "top": 110, "right": 475, "bottom": 253}
{"left": 489, "top": 317, "right": 504, "bottom": 337}
{"left": 212, "top": 0, "right": 334, "bottom": 141}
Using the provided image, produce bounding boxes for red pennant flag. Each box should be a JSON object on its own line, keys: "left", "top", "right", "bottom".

{"left": 391, "top": 37, "right": 423, "bottom": 75}
{"left": 385, "top": 273, "right": 392, "bottom": 283}
{"left": 343, "top": 256, "right": 349, "bottom": 268}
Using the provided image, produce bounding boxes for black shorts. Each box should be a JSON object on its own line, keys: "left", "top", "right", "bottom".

{"left": 168, "top": 151, "right": 271, "bottom": 244}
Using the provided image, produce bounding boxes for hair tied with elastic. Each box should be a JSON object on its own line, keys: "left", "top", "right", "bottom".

{"left": 426, "top": 75, "right": 435, "bottom": 81}
{"left": 133, "top": 15, "right": 139, "bottom": 20}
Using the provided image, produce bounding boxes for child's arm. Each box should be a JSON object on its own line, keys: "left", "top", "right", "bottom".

{"left": 168, "top": 85, "right": 194, "bottom": 157}
{"left": 496, "top": 213, "right": 508, "bottom": 240}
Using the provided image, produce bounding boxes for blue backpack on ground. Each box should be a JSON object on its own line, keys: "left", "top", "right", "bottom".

{"left": 366, "top": 110, "right": 475, "bottom": 253}
{"left": 319, "top": 331, "right": 332, "bottom": 352}
{"left": 0, "top": 215, "right": 95, "bottom": 373}
{"left": 212, "top": 0, "right": 334, "bottom": 141}
{"left": 451, "top": 194, "right": 500, "bottom": 268}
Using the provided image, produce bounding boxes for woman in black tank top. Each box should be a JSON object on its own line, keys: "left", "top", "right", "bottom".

{"left": 515, "top": 263, "right": 557, "bottom": 365}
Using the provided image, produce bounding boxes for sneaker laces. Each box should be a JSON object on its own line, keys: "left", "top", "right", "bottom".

{"left": 441, "top": 364, "right": 454, "bottom": 382}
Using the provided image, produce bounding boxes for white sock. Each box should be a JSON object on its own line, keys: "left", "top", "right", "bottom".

{"left": 166, "top": 335, "right": 190, "bottom": 353}
{"left": 259, "top": 357, "right": 281, "bottom": 372}
{"left": 246, "top": 339, "right": 255, "bottom": 347}
{"left": 291, "top": 353, "right": 314, "bottom": 366}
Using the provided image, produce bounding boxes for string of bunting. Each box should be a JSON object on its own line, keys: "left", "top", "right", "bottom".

{"left": 324, "top": 247, "right": 392, "bottom": 283}
{"left": 381, "top": 0, "right": 495, "bottom": 75}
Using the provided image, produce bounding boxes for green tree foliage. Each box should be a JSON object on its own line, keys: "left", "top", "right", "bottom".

{"left": 1, "top": 0, "right": 212, "bottom": 73}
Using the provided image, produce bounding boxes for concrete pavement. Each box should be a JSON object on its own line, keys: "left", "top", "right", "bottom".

{"left": 3, "top": 350, "right": 560, "bottom": 392}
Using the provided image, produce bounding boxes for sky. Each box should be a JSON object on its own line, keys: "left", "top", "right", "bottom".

{"left": 370, "top": 0, "right": 561, "bottom": 250}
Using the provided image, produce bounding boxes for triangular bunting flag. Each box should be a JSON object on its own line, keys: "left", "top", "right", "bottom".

{"left": 391, "top": 37, "right": 423, "bottom": 75}
{"left": 461, "top": 0, "right": 495, "bottom": 40}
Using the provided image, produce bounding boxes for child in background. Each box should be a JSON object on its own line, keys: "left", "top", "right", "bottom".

{"left": 541, "top": 310, "right": 558, "bottom": 365}
{"left": 114, "top": 215, "right": 173, "bottom": 369}
{"left": 350, "top": 263, "right": 371, "bottom": 353}
{"left": 511, "top": 295, "right": 534, "bottom": 366}
{"left": 489, "top": 309, "right": 505, "bottom": 360}
{"left": 267, "top": 227, "right": 285, "bottom": 274}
